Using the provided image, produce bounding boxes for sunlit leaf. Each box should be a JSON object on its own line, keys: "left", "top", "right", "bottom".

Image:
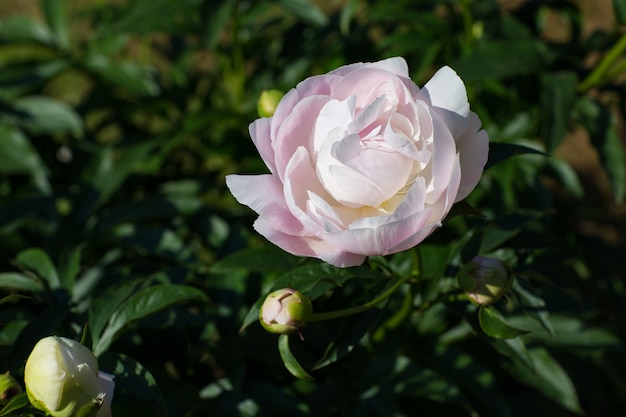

{"left": 0, "top": 272, "right": 44, "bottom": 292}
{"left": 14, "top": 248, "right": 60, "bottom": 290}
{"left": 40, "top": 0, "right": 69, "bottom": 50}
{"left": 0, "top": 15, "right": 55, "bottom": 46}
{"left": 14, "top": 95, "right": 83, "bottom": 137}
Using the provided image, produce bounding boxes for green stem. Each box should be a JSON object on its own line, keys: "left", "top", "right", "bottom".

{"left": 309, "top": 273, "right": 415, "bottom": 322}
{"left": 579, "top": 32, "right": 626, "bottom": 91}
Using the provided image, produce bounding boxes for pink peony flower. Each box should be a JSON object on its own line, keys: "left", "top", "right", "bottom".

{"left": 226, "top": 57, "right": 488, "bottom": 267}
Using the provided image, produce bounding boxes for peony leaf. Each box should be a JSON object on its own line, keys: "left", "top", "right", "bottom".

{"left": 0, "top": 272, "right": 44, "bottom": 293}
{"left": 506, "top": 347, "right": 582, "bottom": 414}
{"left": 615, "top": 0, "right": 626, "bottom": 25}
{"left": 485, "top": 142, "right": 547, "bottom": 170}
{"left": 478, "top": 306, "right": 529, "bottom": 339}
{"left": 0, "top": 392, "right": 29, "bottom": 416}
{"left": 0, "top": 294, "right": 30, "bottom": 306}
{"left": 278, "top": 334, "right": 314, "bottom": 380}
{"left": 540, "top": 71, "right": 578, "bottom": 151}
{"left": 98, "top": 353, "right": 167, "bottom": 417}
{"left": 211, "top": 246, "right": 300, "bottom": 274}
{"left": 277, "top": 0, "right": 328, "bottom": 26}
{"left": 0, "top": 126, "right": 51, "bottom": 194}
{"left": 14, "top": 248, "right": 61, "bottom": 290}
{"left": 14, "top": 95, "right": 83, "bottom": 137}
{"left": 40, "top": 0, "right": 70, "bottom": 50}
{"left": 93, "top": 285, "right": 208, "bottom": 356}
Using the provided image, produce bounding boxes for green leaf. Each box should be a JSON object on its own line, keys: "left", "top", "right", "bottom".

{"left": 277, "top": 0, "right": 329, "bottom": 26}
{"left": 278, "top": 334, "right": 314, "bottom": 380}
{"left": 575, "top": 97, "right": 626, "bottom": 202}
{"left": 211, "top": 246, "right": 300, "bottom": 274}
{"left": 312, "top": 308, "right": 382, "bottom": 370}
{"left": 83, "top": 55, "right": 160, "bottom": 97}
{"left": 488, "top": 335, "right": 535, "bottom": 371}
{"left": 512, "top": 279, "right": 553, "bottom": 336}
{"left": 478, "top": 306, "right": 529, "bottom": 339}
{"left": 239, "top": 296, "right": 263, "bottom": 333}
{"left": 271, "top": 263, "right": 379, "bottom": 300}
{"left": 4, "top": 306, "right": 67, "bottom": 374}
{"left": 453, "top": 40, "right": 550, "bottom": 81}
{"left": 40, "top": 0, "right": 69, "bottom": 50}
{"left": 99, "top": 353, "right": 167, "bottom": 417}
{"left": 93, "top": 284, "right": 208, "bottom": 356}
{"left": 0, "top": 272, "right": 44, "bottom": 292}
{"left": 14, "top": 248, "right": 61, "bottom": 290}
{"left": 0, "top": 15, "right": 55, "bottom": 46}
{"left": 14, "top": 95, "right": 83, "bottom": 137}
{"left": 0, "top": 126, "right": 50, "bottom": 193}
{"left": 0, "top": 392, "right": 29, "bottom": 416}
{"left": 545, "top": 156, "right": 584, "bottom": 199}
{"left": 615, "top": 0, "right": 626, "bottom": 25}
{"left": 508, "top": 314, "right": 622, "bottom": 353}
{"left": 540, "top": 71, "right": 578, "bottom": 151}
{"left": 78, "top": 141, "right": 160, "bottom": 213}
{"left": 89, "top": 279, "right": 141, "bottom": 348}
{"left": 201, "top": 0, "right": 237, "bottom": 48}
{"left": 0, "top": 294, "right": 30, "bottom": 306}
{"left": 58, "top": 245, "right": 83, "bottom": 293}
{"left": 485, "top": 142, "right": 548, "bottom": 170}
{"left": 506, "top": 347, "right": 582, "bottom": 414}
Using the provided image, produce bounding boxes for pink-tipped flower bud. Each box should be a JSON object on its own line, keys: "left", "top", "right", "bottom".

{"left": 259, "top": 288, "right": 313, "bottom": 334}
{"left": 458, "top": 256, "right": 513, "bottom": 306}
{"left": 257, "top": 90, "right": 283, "bottom": 117}
{"left": 0, "top": 371, "right": 22, "bottom": 408}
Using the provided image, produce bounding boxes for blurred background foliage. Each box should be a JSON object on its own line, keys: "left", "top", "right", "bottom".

{"left": 0, "top": 0, "right": 625, "bottom": 416}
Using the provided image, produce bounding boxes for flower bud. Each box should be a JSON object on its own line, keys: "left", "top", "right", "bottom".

{"left": 257, "top": 89, "right": 283, "bottom": 117}
{"left": 0, "top": 371, "right": 22, "bottom": 407}
{"left": 259, "top": 288, "right": 313, "bottom": 334}
{"left": 458, "top": 256, "right": 513, "bottom": 306}
{"left": 24, "top": 336, "right": 114, "bottom": 417}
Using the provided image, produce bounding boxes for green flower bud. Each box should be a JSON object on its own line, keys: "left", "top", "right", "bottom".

{"left": 257, "top": 89, "right": 283, "bottom": 117}
{"left": 24, "top": 336, "right": 114, "bottom": 417}
{"left": 259, "top": 288, "right": 313, "bottom": 334}
{"left": 458, "top": 256, "right": 513, "bottom": 306}
{"left": 0, "top": 371, "right": 22, "bottom": 407}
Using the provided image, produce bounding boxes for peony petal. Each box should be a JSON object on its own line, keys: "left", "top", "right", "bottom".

{"left": 324, "top": 209, "right": 431, "bottom": 256}
{"left": 313, "top": 97, "right": 355, "bottom": 155}
{"left": 419, "top": 66, "right": 470, "bottom": 138}
{"left": 454, "top": 113, "right": 489, "bottom": 201}
{"left": 332, "top": 68, "right": 410, "bottom": 109}
{"left": 422, "top": 106, "right": 458, "bottom": 204}
{"left": 329, "top": 57, "right": 410, "bottom": 79}
{"left": 271, "top": 74, "right": 340, "bottom": 138}
{"left": 254, "top": 217, "right": 365, "bottom": 267}
{"left": 225, "top": 174, "right": 304, "bottom": 236}
{"left": 275, "top": 95, "right": 331, "bottom": 181}
{"left": 249, "top": 117, "right": 276, "bottom": 174}
{"left": 283, "top": 146, "right": 334, "bottom": 235}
